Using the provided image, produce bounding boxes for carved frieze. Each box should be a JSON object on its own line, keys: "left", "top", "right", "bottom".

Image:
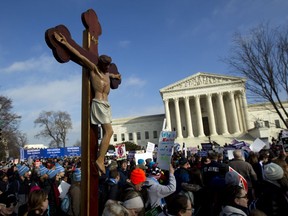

{"left": 162, "top": 73, "right": 244, "bottom": 92}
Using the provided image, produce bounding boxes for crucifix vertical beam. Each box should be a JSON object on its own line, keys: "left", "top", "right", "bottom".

{"left": 81, "top": 10, "right": 100, "bottom": 216}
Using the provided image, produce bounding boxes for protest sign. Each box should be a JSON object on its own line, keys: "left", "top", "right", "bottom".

{"left": 231, "top": 141, "right": 246, "bottom": 149}
{"left": 58, "top": 181, "right": 71, "bottom": 199}
{"left": 146, "top": 142, "right": 155, "bottom": 154}
{"left": 250, "top": 138, "right": 266, "bottom": 152}
{"left": 115, "top": 143, "right": 127, "bottom": 160}
{"left": 22, "top": 147, "right": 81, "bottom": 159}
{"left": 201, "top": 143, "right": 213, "bottom": 151}
{"left": 156, "top": 131, "right": 176, "bottom": 170}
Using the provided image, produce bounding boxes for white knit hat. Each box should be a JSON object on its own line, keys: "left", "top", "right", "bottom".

{"left": 264, "top": 163, "right": 284, "bottom": 181}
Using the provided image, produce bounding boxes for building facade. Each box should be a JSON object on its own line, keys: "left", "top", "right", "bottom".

{"left": 111, "top": 114, "right": 165, "bottom": 147}
{"left": 111, "top": 72, "right": 288, "bottom": 148}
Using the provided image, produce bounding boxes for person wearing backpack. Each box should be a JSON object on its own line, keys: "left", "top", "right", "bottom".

{"left": 66, "top": 169, "right": 81, "bottom": 216}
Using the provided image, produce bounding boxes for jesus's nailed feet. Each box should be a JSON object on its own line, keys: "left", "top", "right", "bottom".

{"left": 92, "top": 160, "right": 106, "bottom": 177}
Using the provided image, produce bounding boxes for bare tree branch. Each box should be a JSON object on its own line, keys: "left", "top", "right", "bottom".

{"left": 34, "top": 111, "right": 73, "bottom": 147}
{"left": 224, "top": 23, "right": 288, "bottom": 128}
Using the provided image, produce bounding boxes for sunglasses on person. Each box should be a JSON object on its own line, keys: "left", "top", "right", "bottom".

{"left": 5, "top": 202, "right": 17, "bottom": 208}
{"left": 236, "top": 194, "right": 248, "bottom": 199}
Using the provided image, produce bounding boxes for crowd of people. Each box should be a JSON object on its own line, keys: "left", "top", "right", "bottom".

{"left": 0, "top": 157, "right": 81, "bottom": 216}
{"left": 98, "top": 143, "right": 288, "bottom": 216}
{"left": 0, "top": 141, "right": 288, "bottom": 216}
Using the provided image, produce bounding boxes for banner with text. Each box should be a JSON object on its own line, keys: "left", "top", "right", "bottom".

{"left": 23, "top": 147, "right": 81, "bottom": 159}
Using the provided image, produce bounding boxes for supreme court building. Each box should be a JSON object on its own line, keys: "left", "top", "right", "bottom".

{"left": 111, "top": 72, "right": 288, "bottom": 148}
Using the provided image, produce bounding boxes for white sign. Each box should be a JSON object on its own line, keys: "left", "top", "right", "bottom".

{"left": 250, "top": 138, "right": 266, "bottom": 152}
{"left": 146, "top": 142, "right": 155, "bottom": 153}
{"left": 156, "top": 131, "right": 176, "bottom": 170}
{"left": 58, "top": 181, "right": 71, "bottom": 199}
{"left": 227, "top": 150, "right": 234, "bottom": 160}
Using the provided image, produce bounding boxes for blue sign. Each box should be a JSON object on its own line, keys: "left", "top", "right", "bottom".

{"left": 201, "top": 143, "right": 213, "bottom": 151}
{"left": 64, "top": 147, "right": 81, "bottom": 157}
{"left": 25, "top": 149, "right": 42, "bottom": 159}
{"left": 45, "top": 148, "right": 64, "bottom": 158}
{"left": 22, "top": 147, "right": 81, "bottom": 159}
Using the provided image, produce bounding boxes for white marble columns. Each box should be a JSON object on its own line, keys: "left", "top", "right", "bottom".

{"left": 164, "top": 90, "right": 244, "bottom": 138}
{"left": 195, "top": 95, "right": 205, "bottom": 137}
{"left": 229, "top": 91, "right": 240, "bottom": 133}
{"left": 174, "top": 98, "right": 183, "bottom": 138}
{"left": 184, "top": 97, "right": 194, "bottom": 138}
{"left": 164, "top": 99, "right": 171, "bottom": 131}
{"left": 206, "top": 93, "right": 217, "bottom": 136}
{"left": 217, "top": 92, "right": 229, "bottom": 135}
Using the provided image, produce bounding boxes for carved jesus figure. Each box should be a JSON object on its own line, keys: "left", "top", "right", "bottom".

{"left": 54, "top": 32, "right": 121, "bottom": 175}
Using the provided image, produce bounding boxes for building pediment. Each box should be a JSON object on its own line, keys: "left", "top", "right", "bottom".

{"left": 160, "top": 72, "right": 245, "bottom": 93}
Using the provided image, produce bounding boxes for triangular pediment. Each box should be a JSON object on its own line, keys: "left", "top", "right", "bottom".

{"left": 160, "top": 72, "right": 245, "bottom": 92}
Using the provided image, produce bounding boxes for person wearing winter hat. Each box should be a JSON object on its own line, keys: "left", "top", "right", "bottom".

{"left": 55, "top": 163, "right": 65, "bottom": 174}
{"left": 43, "top": 169, "right": 60, "bottom": 216}
{"left": 136, "top": 159, "right": 147, "bottom": 171}
{"left": 147, "top": 161, "right": 156, "bottom": 169}
{"left": 17, "top": 164, "right": 30, "bottom": 178}
{"left": 47, "top": 169, "right": 58, "bottom": 179}
{"left": 120, "top": 168, "right": 147, "bottom": 215}
{"left": 67, "top": 168, "right": 81, "bottom": 216}
{"left": 129, "top": 168, "right": 146, "bottom": 191}
{"left": 123, "top": 193, "right": 145, "bottom": 216}
{"left": 174, "top": 157, "right": 191, "bottom": 193}
{"left": 38, "top": 165, "right": 48, "bottom": 178}
{"left": 55, "top": 163, "right": 65, "bottom": 180}
{"left": 102, "top": 200, "right": 131, "bottom": 216}
{"left": 72, "top": 168, "right": 81, "bottom": 182}
{"left": 145, "top": 164, "right": 176, "bottom": 209}
{"left": 0, "top": 191, "right": 17, "bottom": 216}
{"left": 10, "top": 164, "right": 30, "bottom": 212}
{"left": 137, "top": 159, "right": 145, "bottom": 165}
{"left": 263, "top": 162, "right": 284, "bottom": 181}
{"left": 254, "top": 162, "right": 288, "bottom": 215}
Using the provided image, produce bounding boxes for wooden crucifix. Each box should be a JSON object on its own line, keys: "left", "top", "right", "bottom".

{"left": 45, "top": 9, "right": 121, "bottom": 216}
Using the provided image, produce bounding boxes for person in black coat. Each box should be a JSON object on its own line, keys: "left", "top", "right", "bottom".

{"left": 0, "top": 173, "right": 8, "bottom": 194}
{"left": 254, "top": 163, "right": 288, "bottom": 216}
{"left": 0, "top": 191, "right": 17, "bottom": 216}
{"left": 117, "top": 160, "right": 129, "bottom": 187}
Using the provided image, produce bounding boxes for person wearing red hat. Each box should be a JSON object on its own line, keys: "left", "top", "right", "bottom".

{"left": 129, "top": 168, "right": 146, "bottom": 191}
{"left": 121, "top": 168, "right": 147, "bottom": 215}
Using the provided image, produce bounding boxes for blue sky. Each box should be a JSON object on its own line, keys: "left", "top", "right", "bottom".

{"left": 0, "top": 0, "right": 287, "bottom": 146}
